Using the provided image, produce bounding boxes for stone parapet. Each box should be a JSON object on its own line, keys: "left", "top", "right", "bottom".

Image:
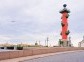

{"left": 0, "top": 47, "right": 84, "bottom": 60}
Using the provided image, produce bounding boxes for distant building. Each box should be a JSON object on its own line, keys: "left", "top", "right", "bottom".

{"left": 78, "top": 36, "right": 84, "bottom": 47}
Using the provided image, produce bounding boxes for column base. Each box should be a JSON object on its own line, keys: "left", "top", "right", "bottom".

{"left": 59, "top": 39, "right": 71, "bottom": 47}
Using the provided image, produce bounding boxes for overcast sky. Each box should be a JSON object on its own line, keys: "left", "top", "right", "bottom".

{"left": 0, "top": 0, "right": 84, "bottom": 46}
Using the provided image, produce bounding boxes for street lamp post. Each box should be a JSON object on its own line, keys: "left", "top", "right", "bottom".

{"left": 47, "top": 37, "right": 49, "bottom": 47}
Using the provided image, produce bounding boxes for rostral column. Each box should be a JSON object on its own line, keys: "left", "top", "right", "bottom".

{"left": 59, "top": 4, "right": 70, "bottom": 47}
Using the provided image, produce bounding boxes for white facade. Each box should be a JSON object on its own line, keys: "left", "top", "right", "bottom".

{"left": 79, "top": 41, "right": 84, "bottom": 47}
{"left": 78, "top": 36, "right": 84, "bottom": 47}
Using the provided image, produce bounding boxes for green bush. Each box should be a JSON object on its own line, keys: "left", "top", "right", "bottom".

{"left": 17, "top": 47, "right": 23, "bottom": 50}
{"left": 17, "top": 44, "right": 23, "bottom": 50}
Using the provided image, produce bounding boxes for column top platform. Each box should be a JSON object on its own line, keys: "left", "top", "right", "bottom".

{"left": 59, "top": 4, "right": 70, "bottom": 13}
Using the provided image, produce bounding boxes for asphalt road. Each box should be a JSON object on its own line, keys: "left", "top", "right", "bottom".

{"left": 23, "top": 51, "right": 84, "bottom": 62}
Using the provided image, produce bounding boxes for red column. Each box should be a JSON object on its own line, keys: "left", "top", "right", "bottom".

{"left": 62, "top": 12, "right": 68, "bottom": 39}
{"left": 60, "top": 4, "right": 70, "bottom": 41}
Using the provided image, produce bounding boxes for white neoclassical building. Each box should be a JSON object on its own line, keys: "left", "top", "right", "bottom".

{"left": 78, "top": 36, "right": 84, "bottom": 47}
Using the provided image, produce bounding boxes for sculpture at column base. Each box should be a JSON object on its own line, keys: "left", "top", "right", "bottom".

{"left": 58, "top": 39, "right": 71, "bottom": 47}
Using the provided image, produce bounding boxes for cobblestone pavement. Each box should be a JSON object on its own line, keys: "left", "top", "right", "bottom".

{"left": 23, "top": 51, "right": 84, "bottom": 62}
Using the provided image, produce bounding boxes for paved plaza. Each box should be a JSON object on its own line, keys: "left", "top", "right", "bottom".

{"left": 23, "top": 51, "right": 84, "bottom": 62}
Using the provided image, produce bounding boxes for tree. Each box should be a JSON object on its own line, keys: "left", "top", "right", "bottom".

{"left": 35, "top": 41, "right": 38, "bottom": 45}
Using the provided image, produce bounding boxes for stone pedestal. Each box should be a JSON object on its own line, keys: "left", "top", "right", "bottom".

{"left": 59, "top": 39, "right": 70, "bottom": 47}
{"left": 63, "top": 41, "right": 68, "bottom": 47}
{"left": 62, "top": 39, "right": 68, "bottom": 47}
